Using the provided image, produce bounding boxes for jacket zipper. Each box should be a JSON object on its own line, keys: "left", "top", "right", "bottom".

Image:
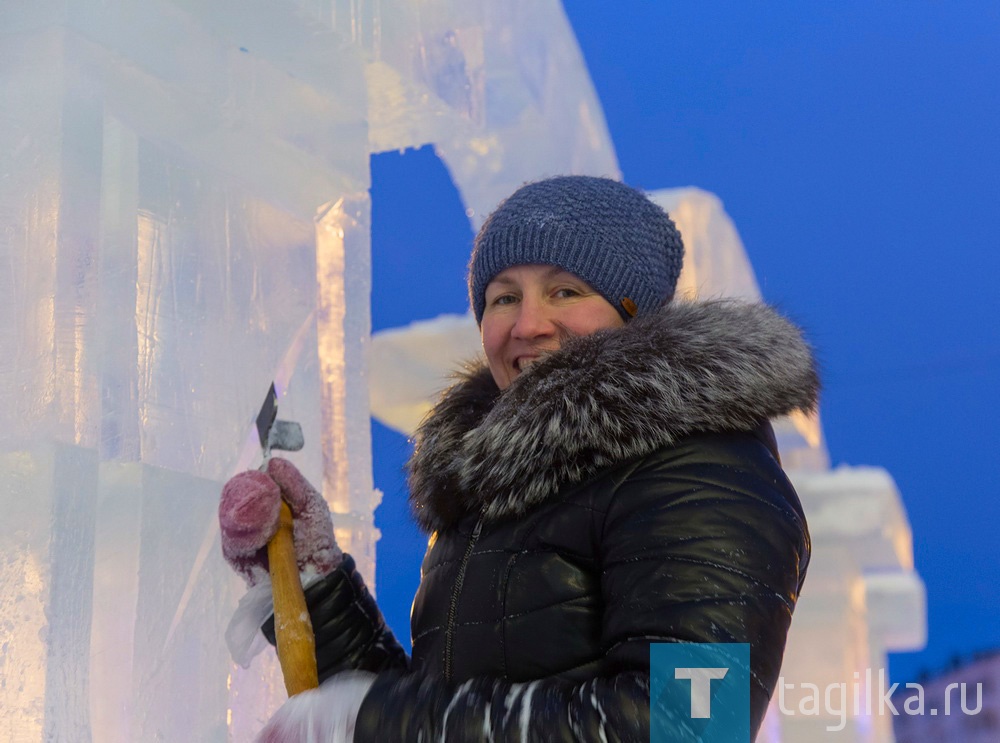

{"left": 443, "top": 517, "right": 484, "bottom": 682}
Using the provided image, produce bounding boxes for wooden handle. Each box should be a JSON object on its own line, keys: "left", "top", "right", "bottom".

{"left": 267, "top": 500, "right": 319, "bottom": 696}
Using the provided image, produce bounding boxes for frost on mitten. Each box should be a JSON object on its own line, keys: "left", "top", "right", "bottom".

{"left": 266, "top": 457, "right": 342, "bottom": 581}
{"left": 220, "top": 470, "right": 283, "bottom": 587}
{"left": 219, "top": 458, "right": 342, "bottom": 588}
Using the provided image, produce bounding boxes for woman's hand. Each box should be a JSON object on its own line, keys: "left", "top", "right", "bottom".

{"left": 220, "top": 458, "right": 342, "bottom": 587}
{"left": 256, "top": 671, "right": 375, "bottom": 743}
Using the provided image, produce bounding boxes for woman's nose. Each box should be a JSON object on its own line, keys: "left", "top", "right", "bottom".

{"left": 510, "top": 299, "right": 556, "bottom": 340}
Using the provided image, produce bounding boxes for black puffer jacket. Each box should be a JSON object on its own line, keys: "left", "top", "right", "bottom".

{"left": 283, "top": 300, "right": 817, "bottom": 742}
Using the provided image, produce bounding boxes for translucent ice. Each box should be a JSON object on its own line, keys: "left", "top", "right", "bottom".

{"left": 1, "top": 0, "right": 618, "bottom": 739}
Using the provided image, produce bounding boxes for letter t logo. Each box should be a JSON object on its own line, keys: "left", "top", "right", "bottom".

{"left": 650, "top": 643, "right": 749, "bottom": 742}
{"left": 675, "top": 667, "right": 729, "bottom": 718}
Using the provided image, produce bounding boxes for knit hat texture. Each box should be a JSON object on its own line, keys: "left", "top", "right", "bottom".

{"left": 468, "top": 175, "right": 684, "bottom": 323}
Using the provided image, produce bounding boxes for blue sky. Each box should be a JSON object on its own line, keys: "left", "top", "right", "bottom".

{"left": 369, "top": 1, "right": 1000, "bottom": 684}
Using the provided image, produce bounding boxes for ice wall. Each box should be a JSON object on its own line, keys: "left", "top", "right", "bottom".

{"left": 368, "top": 187, "right": 926, "bottom": 743}
{"left": 0, "top": 0, "right": 616, "bottom": 739}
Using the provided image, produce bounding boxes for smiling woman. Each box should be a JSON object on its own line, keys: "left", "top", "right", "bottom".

{"left": 481, "top": 265, "right": 624, "bottom": 389}
{"left": 220, "top": 175, "right": 819, "bottom": 742}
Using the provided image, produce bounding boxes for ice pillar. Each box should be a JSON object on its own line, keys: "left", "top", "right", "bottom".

{"left": 2, "top": 0, "right": 369, "bottom": 737}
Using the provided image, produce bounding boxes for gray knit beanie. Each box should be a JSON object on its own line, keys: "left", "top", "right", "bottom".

{"left": 468, "top": 175, "right": 684, "bottom": 323}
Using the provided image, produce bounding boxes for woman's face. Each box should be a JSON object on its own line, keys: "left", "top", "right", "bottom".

{"left": 481, "top": 264, "right": 625, "bottom": 390}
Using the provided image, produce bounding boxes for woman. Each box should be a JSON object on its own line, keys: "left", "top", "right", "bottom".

{"left": 220, "top": 175, "right": 818, "bottom": 741}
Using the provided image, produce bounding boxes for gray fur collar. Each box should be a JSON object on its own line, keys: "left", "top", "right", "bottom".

{"left": 407, "top": 301, "right": 819, "bottom": 533}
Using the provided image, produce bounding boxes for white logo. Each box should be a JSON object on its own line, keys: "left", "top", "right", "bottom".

{"left": 675, "top": 667, "right": 729, "bottom": 718}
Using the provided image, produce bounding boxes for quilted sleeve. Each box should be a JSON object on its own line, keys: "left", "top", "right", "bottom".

{"left": 261, "top": 553, "right": 409, "bottom": 682}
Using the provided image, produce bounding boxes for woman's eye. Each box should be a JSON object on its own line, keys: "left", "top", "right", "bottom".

{"left": 554, "top": 287, "right": 580, "bottom": 298}
{"left": 490, "top": 294, "right": 516, "bottom": 306}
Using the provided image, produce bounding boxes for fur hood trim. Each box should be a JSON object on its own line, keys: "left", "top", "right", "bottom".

{"left": 407, "top": 300, "right": 819, "bottom": 533}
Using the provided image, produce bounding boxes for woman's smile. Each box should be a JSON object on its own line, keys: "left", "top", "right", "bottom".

{"left": 480, "top": 264, "right": 624, "bottom": 389}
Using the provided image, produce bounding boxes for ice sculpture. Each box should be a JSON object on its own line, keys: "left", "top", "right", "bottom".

{"left": 1, "top": 0, "right": 616, "bottom": 739}
{"left": 369, "top": 187, "right": 927, "bottom": 743}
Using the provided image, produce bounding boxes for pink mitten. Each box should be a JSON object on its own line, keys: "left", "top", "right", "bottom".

{"left": 220, "top": 458, "right": 343, "bottom": 587}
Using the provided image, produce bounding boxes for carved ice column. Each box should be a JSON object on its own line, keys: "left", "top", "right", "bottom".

{"left": 772, "top": 467, "right": 926, "bottom": 743}
{"left": 1, "top": 0, "right": 368, "bottom": 738}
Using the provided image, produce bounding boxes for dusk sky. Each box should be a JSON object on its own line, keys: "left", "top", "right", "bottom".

{"left": 368, "top": 1, "right": 1000, "bottom": 684}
